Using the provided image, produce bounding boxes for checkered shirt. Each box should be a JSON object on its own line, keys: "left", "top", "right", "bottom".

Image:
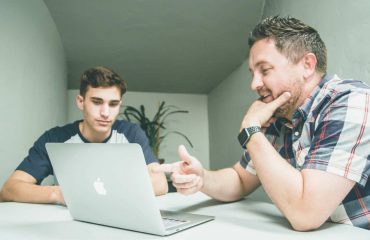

{"left": 240, "top": 75, "right": 370, "bottom": 230}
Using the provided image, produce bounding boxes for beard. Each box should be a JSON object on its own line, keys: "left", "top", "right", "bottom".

{"left": 274, "top": 104, "right": 291, "bottom": 118}
{"left": 273, "top": 80, "right": 303, "bottom": 119}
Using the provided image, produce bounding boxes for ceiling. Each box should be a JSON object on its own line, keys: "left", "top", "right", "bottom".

{"left": 44, "top": 0, "right": 264, "bottom": 94}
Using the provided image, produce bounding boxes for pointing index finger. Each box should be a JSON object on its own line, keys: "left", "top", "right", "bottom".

{"left": 152, "top": 162, "right": 179, "bottom": 173}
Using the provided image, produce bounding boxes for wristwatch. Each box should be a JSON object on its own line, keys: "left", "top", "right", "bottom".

{"left": 238, "top": 126, "right": 262, "bottom": 149}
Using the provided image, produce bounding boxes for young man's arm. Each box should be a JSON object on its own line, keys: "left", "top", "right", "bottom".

{"left": 147, "top": 163, "right": 168, "bottom": 196}
{"left": 0, "top": 170, "right": 65, "bottom": 205}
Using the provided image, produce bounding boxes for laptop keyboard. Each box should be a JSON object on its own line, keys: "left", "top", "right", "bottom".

{"left": 162, "top": 217, "right": 189, "bottom": 228}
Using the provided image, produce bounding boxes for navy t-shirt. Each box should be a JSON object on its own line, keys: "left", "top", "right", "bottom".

{"left": 16, "top": 120, "right": 157, "bottom": 184}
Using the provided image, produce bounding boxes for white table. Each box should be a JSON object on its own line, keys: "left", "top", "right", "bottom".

{"left": 0, "top": 193, "right": 369, "bottom": 239}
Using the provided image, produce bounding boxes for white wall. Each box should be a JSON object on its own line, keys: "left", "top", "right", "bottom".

{"left": 208, "top": 61, "right": 255, "bottom": 169}
{"left": 263, "top": 0, "right": 370, "bottom": 86}
{"left": 67, "top": 90, "right": 209, "bottom": 168}
{"left": 0, "top": 1, "right": 67, "bottom": 186}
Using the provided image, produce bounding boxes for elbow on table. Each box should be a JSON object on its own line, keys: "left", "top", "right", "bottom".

{"left": 289, "top": 216, "right": 325, "bottom": 232}
{"left": 0, "top": 179, "right": 24, "bottom": 202}
{"left": 210, "top": 193, "right": 245, "bottom": 203}
{"left": 0, "top": 184, "right": 12, "bottom": 202}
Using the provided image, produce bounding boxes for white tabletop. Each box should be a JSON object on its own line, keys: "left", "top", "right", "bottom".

{"left": 0, "top": 193, "right": 368, "bottom": 239}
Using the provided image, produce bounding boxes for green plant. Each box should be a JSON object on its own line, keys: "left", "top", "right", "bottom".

{"left": 120, "top": 101, "right": 193, "bottom": 159}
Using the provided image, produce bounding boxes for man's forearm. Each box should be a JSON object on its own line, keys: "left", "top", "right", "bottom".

{"left": 246, "top": 133, "right": 307, "bottom": 223}
{"left": 0, "top": 180, "right": 62, "bottom": 204}
{"left": 246, "top": 132, "right": 356, "bottom": 231}
{"left": 201, "top": 168, "right": 250, "bottom": 202}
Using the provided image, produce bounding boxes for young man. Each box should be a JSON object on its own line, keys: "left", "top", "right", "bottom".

{"left": 0, "top": 66, "right": 168, "bottom": 205}
{"left": 155, "top": 16, "right": 370, "bottom": 231}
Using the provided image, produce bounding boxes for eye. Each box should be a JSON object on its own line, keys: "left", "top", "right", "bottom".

{"left": 261, "top": 68, "right": 271, "bottom": 76}
{"left": 109, "top": 101, "right": 120, "bottom": 107}
{"left": 92, "top": 99, "right": 102, "bottom": 105}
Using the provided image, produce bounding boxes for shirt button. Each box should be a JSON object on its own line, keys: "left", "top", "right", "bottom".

{"left": 294, "top": 131, "right": 300, "bottom": 136}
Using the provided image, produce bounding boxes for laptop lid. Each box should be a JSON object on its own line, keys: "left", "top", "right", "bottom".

{"left": 46, "top": 143, "right": 214, "bottom": 236}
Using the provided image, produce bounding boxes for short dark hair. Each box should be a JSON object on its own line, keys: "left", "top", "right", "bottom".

{"left": 79, "top": 66, "right": 127, "bottom": 97}
{"left": 248, "top": 16, "right": 327, "bottom": 74}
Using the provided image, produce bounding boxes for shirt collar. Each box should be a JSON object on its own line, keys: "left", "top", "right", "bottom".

{"left": 293, "top": 74, "right": 331, "bottom": 123}
{"left": 76, "top": 120, "right": 113, "bottom": 143}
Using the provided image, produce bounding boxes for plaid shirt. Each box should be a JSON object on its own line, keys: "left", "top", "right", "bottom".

{"left": 240, "top": 75, "right": 370, "bottom": 230}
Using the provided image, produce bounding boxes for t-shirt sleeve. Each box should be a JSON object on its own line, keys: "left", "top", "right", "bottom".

{"left": 303, "top": 91, "right": 370, "bottom": 187}
{"left": 239, "top": 151, "right": 256, "bottom": 175}
{"left": 16, "top": 132, "right": 53, "bottom": 185}
{"left": 126, "top": 124, "right": 157, "bottom": 165}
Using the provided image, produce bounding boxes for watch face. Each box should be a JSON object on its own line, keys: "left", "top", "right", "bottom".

{"left": 238, "top": 129, "right": 249, "bottom": 149}
{"left": 238, "top": 126, "right": 261, "bottom": 149}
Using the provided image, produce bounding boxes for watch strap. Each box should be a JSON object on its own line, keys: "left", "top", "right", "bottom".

{"left": 238, "top": 126, "right": 262, "bottom": 149}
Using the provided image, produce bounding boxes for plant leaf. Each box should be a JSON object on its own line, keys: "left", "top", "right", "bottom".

{"left": 119, "top": 101, "right": 193, "bottom": 158}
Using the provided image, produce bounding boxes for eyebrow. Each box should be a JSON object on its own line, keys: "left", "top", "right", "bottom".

{"left": 249, "top": 61, "right": 270, "bottom": 73}
{"left": 90, "top": 97, "right": 121, "bottom": 103}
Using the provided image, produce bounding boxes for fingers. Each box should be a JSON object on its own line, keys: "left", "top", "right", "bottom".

{"left": 269, "top": 92, "right": 291, "bottom": 110}
{"left": 171, "top": 172, "right": 202, "bottom": 195}
{"left": 152, "top": 145, "right": 194, "bottom": 174}
{"left": 178, "top": 145, "right": 192, "bottom": 165}
{"left": 51, "top": 186, "right": 66, "bottom": 206}
{"left": 262, "top": 117, "right": 277, "bottom": 130}
{"left": 177, "top": 185, "right": 201, "bottom": 195}
{"left": 171, "top": 172, "right": 197, "bottom": 183}
{"left": 178, "top": 145, "right": 204, "bottom": 174}
{"left": 151, "top": 162, "right": 180, "bottom": 173}
{"left": 154, "top": 145, "right": 204, "bottom": 196}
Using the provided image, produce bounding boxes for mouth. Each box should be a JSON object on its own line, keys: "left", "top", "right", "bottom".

{"left": 96, "top": 120, "right": 111, "bottom": 126}
{"left": 259, "top": 94, "right": 273, "bottom": 103}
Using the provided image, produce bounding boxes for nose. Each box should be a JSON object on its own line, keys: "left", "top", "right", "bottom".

{"left": 250, "top": 75, "right": 264, "bottom": 91}
{"left": 100, "top": 104, "right": 109, "bottom": 118}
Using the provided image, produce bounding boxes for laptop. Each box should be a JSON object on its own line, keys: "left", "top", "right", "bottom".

{"left": 45, "top": 143, "right": 214, "bottom": 236}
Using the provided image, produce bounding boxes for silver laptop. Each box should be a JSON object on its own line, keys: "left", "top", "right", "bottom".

{"left": 45, "top": 143, "right": 214, "bottom": 236}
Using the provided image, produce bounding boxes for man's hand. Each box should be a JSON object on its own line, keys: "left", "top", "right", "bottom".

{"left": 153, "top": 145, "right": 204, "bottom": 195}
{"left": 50, "top": 186, "right": 66, "bottom": 206}
{"left": 0, "top": 170, "right": 67, "bottom": 205}
{"left": 241, "top": 92, "right": 291, "bottom": 131}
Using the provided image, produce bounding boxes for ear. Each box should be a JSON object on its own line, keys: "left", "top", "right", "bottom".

{"left": 76, "top": 95, "right": 84, "bottom": 111}
{"left": 301, "top": 53, "right": 317, "bottom": 79}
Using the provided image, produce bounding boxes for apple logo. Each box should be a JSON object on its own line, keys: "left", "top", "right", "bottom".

{"left": 93, "top": 178, "right": 107, "bottom": 195}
